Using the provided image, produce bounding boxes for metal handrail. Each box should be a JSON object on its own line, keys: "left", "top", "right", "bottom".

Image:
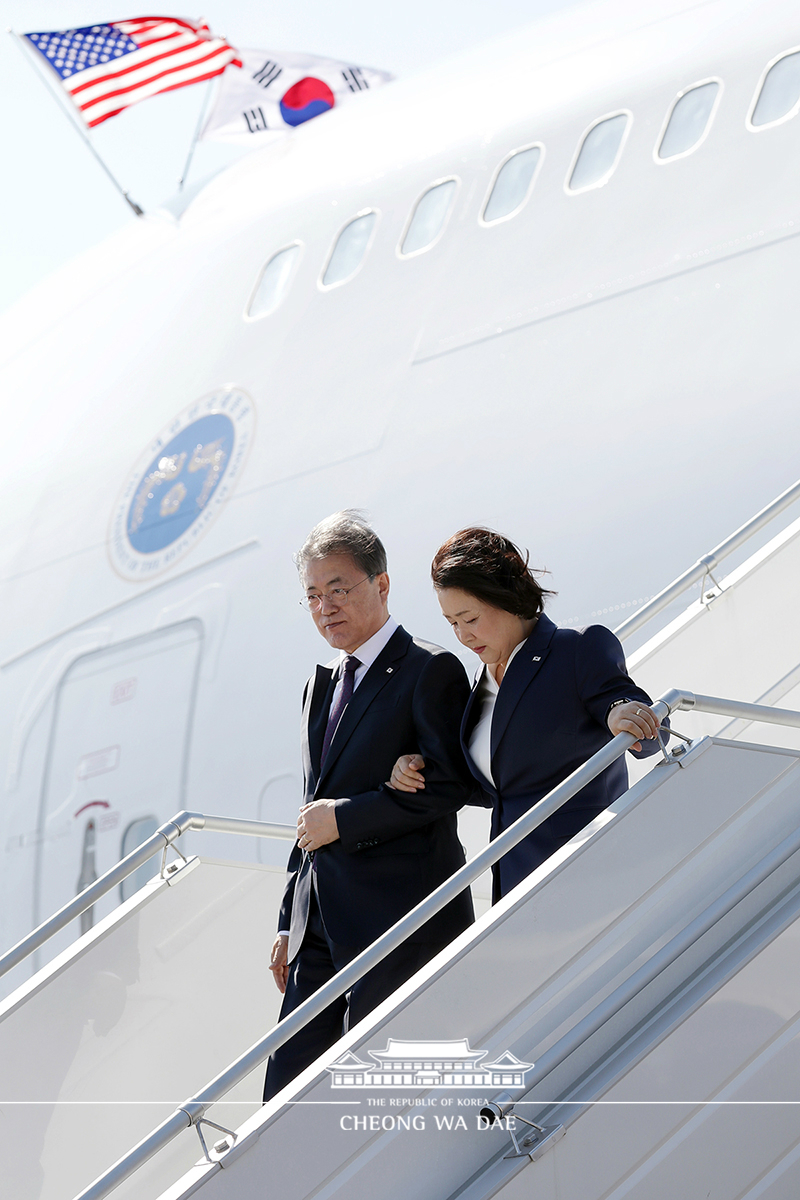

{"left": 0, "top": 812, "right": 296, "bottom": 981}
{"left": 614, "top": 476, "right": 800, "bottom": 640}
{"left": 74, "top": 687, "right": 800, "bottom": 1200}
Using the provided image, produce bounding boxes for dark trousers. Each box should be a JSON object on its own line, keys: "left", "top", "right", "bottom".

{"left": 263, "top": 891, "right": 440, "bottom": 1101}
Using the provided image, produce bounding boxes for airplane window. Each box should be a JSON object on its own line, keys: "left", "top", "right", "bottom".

{"left": 120, "top": 816, "right": 159, "bottom": 902}
{"left": 322, "top": 211, "right": 377, "bottom": 286}
{"left": 658, "top": 81, "right": 720, "bottom": 159}
{"left": 400, "top": 180, "right": 458, "bottom": 255}
{"left": 568, "top": 113, "right": 630, "bottom": 192}
{"left": 750, "top": 50, "right": 800, "bottom": 128}
{"left": 482, "top": 147, "right": 542, "bottom": 223}
{"left": 246, "top": 244, "right": 302, "bottom": 319}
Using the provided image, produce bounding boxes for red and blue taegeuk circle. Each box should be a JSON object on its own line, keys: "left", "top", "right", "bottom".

{"left": 279, "top": 77, "right": 335, "bottom": 126}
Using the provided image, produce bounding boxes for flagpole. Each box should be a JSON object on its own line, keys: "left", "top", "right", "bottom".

{"left": 8, "top": 29, "right": 145, "bottom": 217}
{"left": 178, "top": 77, "right": 215, "bottom": 191}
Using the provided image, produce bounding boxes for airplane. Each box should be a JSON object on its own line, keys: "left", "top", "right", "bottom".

{"left": 3, "top": 0, "right": 800, "bottom": 1194}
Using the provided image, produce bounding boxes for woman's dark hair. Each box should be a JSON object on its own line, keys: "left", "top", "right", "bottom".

{"left": 431, "top": 527, "right": 554, "bottom": 619}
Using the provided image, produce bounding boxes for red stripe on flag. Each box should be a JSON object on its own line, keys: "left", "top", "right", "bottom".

{"left": 113, "top": 16, "right": 204, "bottom": 34}
{"left": 125, "top": 31, "right": 187, "bottom": 48}
{"left": 114, "top": 17, "right": 213, "bottom": 42}
{"left": 78, "top": 44, "right": 237, "bottom": 118}
{"left": 127, "top": 28, "right": 200, "bottom": 50}
{"left": 69, "top": 35, "right": 208, "bottom": 97}
{"left": 85, "top": 61, "right": 234, "bottom": 126}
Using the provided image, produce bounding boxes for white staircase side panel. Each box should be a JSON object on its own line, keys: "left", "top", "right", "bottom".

{"left": 152, "top": 738, "right": 800, "bottom": 1200}
{"left": 456, "top": 805, "right": 493, "bottom": 914}
{"left": 628, "top": 513, "right": 800, "bottom": 767}
{"left": 0, "top": 858, "right": 286, "bottom": 1200}
{"left": 470, "top": 904, "right": 800, "bottom": 1200}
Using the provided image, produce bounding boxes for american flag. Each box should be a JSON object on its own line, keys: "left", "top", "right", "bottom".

{"left": 24, "top": 17, "right": 242, "bottom": 127}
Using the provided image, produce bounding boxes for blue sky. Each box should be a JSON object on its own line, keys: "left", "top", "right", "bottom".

{"left": 0, "top": 0, "right": 582, "bottom": 313}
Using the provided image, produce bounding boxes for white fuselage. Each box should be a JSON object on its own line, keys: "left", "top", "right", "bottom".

{"left": 1, "top": 0, "right": 799, "bottom": 985}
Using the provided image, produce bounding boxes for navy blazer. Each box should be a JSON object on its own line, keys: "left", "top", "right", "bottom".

{"left": 280, "top": 625, "right": 474, "bottom": 960}
{"left": 461, "top": 613, "right": 663, "bottom": 901}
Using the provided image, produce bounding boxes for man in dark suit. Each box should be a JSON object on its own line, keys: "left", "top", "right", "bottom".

{"left": 263, "top": 511, "right": 473, "bottom": 1101}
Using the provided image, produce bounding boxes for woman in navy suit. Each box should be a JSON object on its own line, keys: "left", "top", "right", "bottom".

{"left": 390, "top": 528, "right": 664, "bottom": 902}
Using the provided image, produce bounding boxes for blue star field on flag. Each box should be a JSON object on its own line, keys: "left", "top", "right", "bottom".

{"left": 25, "top": 26, "right": 138, "bottom": 80}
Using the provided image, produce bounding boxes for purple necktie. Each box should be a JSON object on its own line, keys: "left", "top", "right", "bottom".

{"left": 320, "top": 655, "right": 360, "bottom": 772}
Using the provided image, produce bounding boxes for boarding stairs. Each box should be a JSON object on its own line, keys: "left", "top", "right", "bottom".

{"left": 6, "top": 480, "right": 800, "bottom": 1200}
{"left": 4, "top": 690, "right": 800, "bottom": 1200}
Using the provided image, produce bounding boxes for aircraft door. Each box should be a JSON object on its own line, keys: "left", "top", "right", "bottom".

{"left": 34, "top": 621, "right": 202, "bottom": 961}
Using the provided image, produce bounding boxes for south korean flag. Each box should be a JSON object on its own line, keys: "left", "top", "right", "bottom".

{"left": 200, "top": 48, "right": 393, "bottom": 145}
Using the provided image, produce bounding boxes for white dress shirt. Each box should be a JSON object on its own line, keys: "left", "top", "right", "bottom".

{"left": 328, "top": 614, "right": 399, "bottom": 714}
{"left": 467, "top": 640, "right": 526, "bottom": 788}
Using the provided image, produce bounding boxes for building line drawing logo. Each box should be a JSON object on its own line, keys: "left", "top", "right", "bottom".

{"left": 327, "top": 1039, "right": 534, "bottom": 1089}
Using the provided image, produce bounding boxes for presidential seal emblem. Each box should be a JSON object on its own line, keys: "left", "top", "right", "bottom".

{"left": 109, "top": 388, "right": 255, "bottom": 580}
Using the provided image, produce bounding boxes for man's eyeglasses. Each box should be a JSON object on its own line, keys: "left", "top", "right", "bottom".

{"left": 300, "top": 577, "right": 370, "bottom": 612}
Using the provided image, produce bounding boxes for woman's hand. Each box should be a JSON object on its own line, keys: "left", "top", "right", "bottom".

{"left": 607, "top": 701, "right": 660, "bottom": 752}
{"left": 388, "top": 753, "right": 427, "bottom": 792}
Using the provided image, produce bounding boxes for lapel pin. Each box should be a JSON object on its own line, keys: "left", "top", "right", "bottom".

{"left": 386, "top": 667, "right": 394, "bottom": 673}
{"left": 532, "top": 656, "right": 541, "bottom": 662}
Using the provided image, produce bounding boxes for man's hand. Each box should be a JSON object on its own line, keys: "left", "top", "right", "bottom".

{"left": 269, "top": 934, "right": 289, "bottom": 994}
{"left": 297, "top": 799, "right": 340, "bottom": 851}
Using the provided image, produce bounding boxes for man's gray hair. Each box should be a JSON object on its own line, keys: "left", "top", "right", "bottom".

{"left": 296, "top": 510, "right": 388, "bottom": 580}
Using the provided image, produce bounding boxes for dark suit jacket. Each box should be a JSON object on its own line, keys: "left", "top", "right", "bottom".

{"left": 461, "top": 613, "right": 664, "bottom": 901}
{"left": 280, "top": 625, "right": 474, "bottom": 960}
